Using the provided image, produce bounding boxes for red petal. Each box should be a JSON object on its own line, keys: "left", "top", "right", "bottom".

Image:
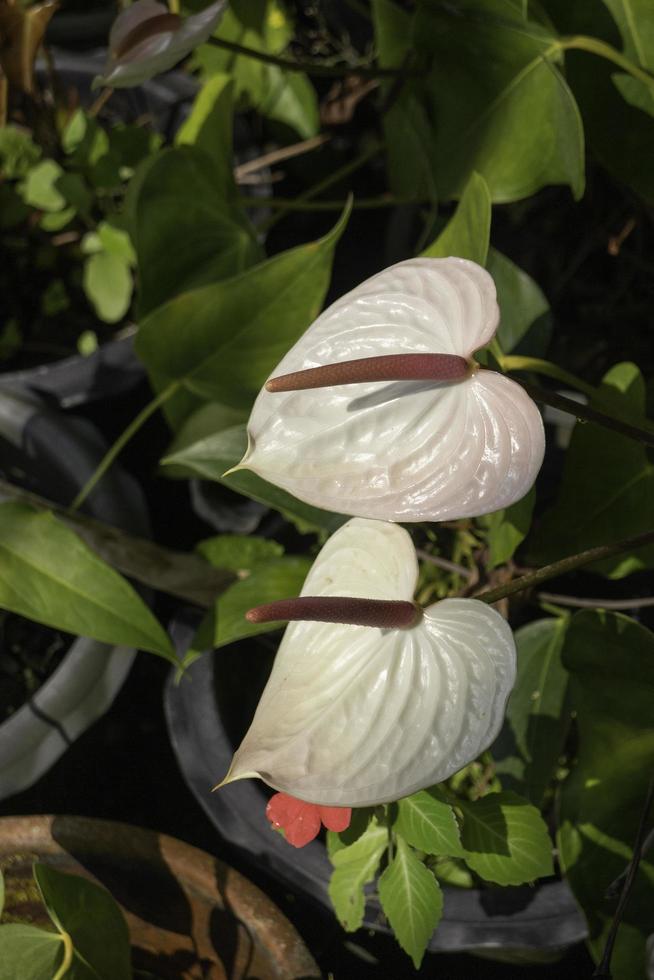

{"left": 319, "top": 806, "right": 352, "bottom": 833}
{"left": 266, "top": 793, "right": 322, "bottom": 848}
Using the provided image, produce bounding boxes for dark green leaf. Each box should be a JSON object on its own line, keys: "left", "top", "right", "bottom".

{"left": 493, "top": 617, "right": 570, "bottom": 805}
{"left": 328, "top": 818, "right": 387, "bottom": 932}
{"left": 136, "top": 202, "right": 351, "bottom": 426}
{"left": 486, "top": 248, "right": 551, "bottom": 356}
{"left": 558, "top": 610, "right": 654, "bottom": 978}
{"left": 477, "top": 486, "right": 536, "bottom": 569}
{"left": 422, "top": 171, "right": 491, "bottom": 265}
{"left": 378, "top": 837, "right": 443, "bottom": 969}
{"left": 603, "top": 0, "right": 654, "bottom": 113}
{"left": 175, "top": 73, "right": 235, "bottom": 169}
{"left": 215, "top": 556, "right": 312, "bottom": 648}
{"left": 528, "top": 362, "right": 654, "bottom": 577}
{"left": 35, "top": 864, "right": 131, "bottom": 980}
{"left": 197, "top": 534, "right": 283, "bottom": 571}
{"left": 414, "top": 1, "right": 585, "bottom": 202}
{"left": 0, "top": 503, "right": 176, "bottom": 662}
{"left": 0, "top": 125, "right": 41, "bottom": 178}
{"left": 0, "top": 924, "right": 62, "bottom": 979}
{"left": 162, "top": 423, "right": 346, "bottom": 534}
{"left": 395, "top": 788, "right": 464, "bottom": 857}
{"left": 460, "top": 791, "right": 554, "bottom": 885}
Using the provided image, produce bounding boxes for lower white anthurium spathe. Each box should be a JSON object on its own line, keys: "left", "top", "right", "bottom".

{"left": 218, "top": 518, "right": 516, "bottom": 808}
{"left": 235, "top": 257, "right": 545, "bottom": 523}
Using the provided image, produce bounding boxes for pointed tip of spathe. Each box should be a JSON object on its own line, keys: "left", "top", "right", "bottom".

{"left": 212, "top": 763, "right": 259, "bottom": 793}
{"left": 222, "top": 462, "right": 248, "bottom": 479}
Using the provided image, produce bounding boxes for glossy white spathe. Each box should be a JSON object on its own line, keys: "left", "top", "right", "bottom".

{"left": 93, "top": 0, "right": 227, "bottom": 90}
{"left": 238, "top": 257, "right": 545, "bottom": 522}
{"left": 221, "top": 518, "right": 516, "bottom": 807}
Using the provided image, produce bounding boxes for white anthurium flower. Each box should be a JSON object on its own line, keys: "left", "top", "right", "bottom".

{"left": 236, "top": 257, "right": 545, "bottom": 522}
{"left": 219, "top": 518, "right": 516, "bottom": 807}
{"left": 93, "top": 0, "right": 227, "bottom": 90}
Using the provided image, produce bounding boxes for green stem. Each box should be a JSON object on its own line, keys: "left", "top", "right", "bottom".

{"left": 476, "top": 528, "right": 654, "bottom": 605}
{"left": 206, "top": 36, "right": 417, "bottom": 78}
{"left": 52, "top": 932, "right": 74, "bottom": 980}
{"left": 560, "top": 34, "right": 654, "bottom": 94}
{"left": 499, "top": 355, "right": 597, "bottom": 399}
{"left": 261, "top": 140, "right": 383, "bottom": 233}
{"left": 69, "top": 381, "right": 180, "bottom": 513}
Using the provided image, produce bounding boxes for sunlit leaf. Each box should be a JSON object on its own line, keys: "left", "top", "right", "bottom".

{"left": 395, "top": 788, "right": 464, "bottom": 856}
{"left": 0, "top": 924, "right": 62, "bottom": 980}
{"left": 378, "top": 837, "right": 443, "bottom": 969}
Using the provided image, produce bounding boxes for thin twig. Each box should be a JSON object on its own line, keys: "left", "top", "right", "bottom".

{"left": 88, "top": 87, "right": 114, "bottom": 118}
{"left": 415, "top": 548, "right": 473, "bottom": 579}
{"left": 234, "top": 134, "right": 330, "bottom": 180}
{"left": 593, "top": 775, "right": 654, "bottom": 978}
{"left": 536, "top": 592, "right": 654, "bottom": 610}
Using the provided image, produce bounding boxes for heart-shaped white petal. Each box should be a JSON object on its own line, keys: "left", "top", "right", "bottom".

{"left": 240, "top": 257, "right": 545, "bottom": 522}
{"left": 94, "top": 0, "right": 227, "bottom": 90}
{"left": 222, "top": 518, "right": 516, "bottom": 806}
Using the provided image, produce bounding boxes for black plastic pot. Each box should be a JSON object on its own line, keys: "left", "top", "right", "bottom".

{"left": 0, "top": 386, "right": 151, "bottom": 798}
{"left": 164, "top": 612, "right": 589, "bottom": 957}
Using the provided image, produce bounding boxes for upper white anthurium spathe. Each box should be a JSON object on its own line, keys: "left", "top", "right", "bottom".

{"left": 237, "top": 257, "right": 545, "bottom": 522}
{"left": 220, "top": 518, "right": 516, "bottom": 807}
{"left": 93, "top": 0, "right": 227, "bottom": 90}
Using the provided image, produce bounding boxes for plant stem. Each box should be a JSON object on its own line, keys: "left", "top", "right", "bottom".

{"left": 560, "top": 35, "right": 654, "bottom": 96}
{"left": 476, "top": 529, "right": 654, "bottom": 605}
{"left": 261, "top": 140, "right": 382, "bottom": 233}
{"left": 234, "top": 134, "right": 330, "bottom": 180}
{"left": 88, "top": 87, "right": 114, "bottom": 118}
{"left": 69, "top": 381, "right": 180, "bottom": 513}
{"left": 238, "top": 193, "right": 428, "bottom": 210}
{"left": 206, "top": 36, "right": 418, "bottom": 78}
{"left": 593, "top": 775, "right": 654, "bottom": 979}
{"left": 52, "top": 932, "right": 74, "bottom": 980}
{"left": 499, "top": 355, "right": 597, "bottom": 399}
{"left": 537, "top": 592, "right": 654, "bottom": 611}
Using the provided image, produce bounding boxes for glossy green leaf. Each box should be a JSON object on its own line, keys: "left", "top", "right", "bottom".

{"left": 0, "top": 503, "right": 176, "bottom": 662}
{"left": 328, "top": 818, "right": 388, "bottom": 932}
{"left": 603, "top": 0, "right": 654, "bottom": 114}
{"left": 378, "top": 837, "right": 443, "bottom": 969}
{"left": 493, "top": 617, "right": 570, "bottom": 805}
{"left": 136, "top": 202, "right": 351, "bottom": 427}
{"left": 460, "top": 791, "right": 554, "bottom": 885}
{"left": 257, "top": 66, "right": 319, "bottom": 140}
{"left": 198, "top": 534, "right": 283, "bottom": 571}
{"left": 422, "top": 171, "right": 491, "bottom": 265}
{"left": 0, "top": 924, "right": 62, "bottom": 980}
{"left": 131, "top": 144, "right": 261, "bottom": 317}
{"left": 477, "top": 486, "right": 536, "bottom": 569}
{"left": 214, "top": 556, "right": 312, "bottom": 648}
{"left": 487, "top": 248, "right": 551, "bottom": 356}
{"left": 176, "top": 73, "right": 235, "bottom": 167}
{"left": 395, "top": 789, "right": 464, "bottom": 857}
{"left": 414, "top": 1, "right": 585, "bottom": 202}
{"left": 162, "top": 423, "right": 346, "bottom": 534}
{"left": 34, "top": 864, "right": 131, "bottom": 980}
{"left": 558, "top": 610, "right": 654, "bottom": 979}
{"left": 83, "top": 251, "right": 133, "bottom": 324}
{"left": 528, "top": 363, "right": 654, "bottom": 577}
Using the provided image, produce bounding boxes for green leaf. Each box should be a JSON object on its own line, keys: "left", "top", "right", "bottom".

{"left": 131, "top": 144, "right": 261, "bottom": 317}
{"left": 19, "top": 159, "right": 66, "bottom": 211}
{"left": 422, "top": 171, "right": 491, "bottom": 265}
{"left": 197, "top": 534, "right": 283, "bottom": 571}
{"left": 0, "top": 125, "right": 41, "bottom": 178}
{"left": 0, "top": 924, "right": 62, "bottom": 979}
{"left": 257, "top": 66, "right": 319, "bottom": 139}
{"left": 162, "top": 423, "right": 346, "bottom": 535}
{"left": 328, "top": 818, "right": 387, "bottom": 932}
{"left": 0, "top": 867, "right": 4, "bottom": 918}
{"left": 486, "top": 248, "right": 551, "bottom": 356}
{"left": 326, "top": 809, "right": 374, "bottom": 858}
{"left": 558, "top": 610, "right": 654, "bottom": 978}
{"left": 414, "top": 1, "right": 585, "bottom": 202}
{"left": 34, "top": 863, "right": 131, "bottom": 980}
{"left": 136, "top": 201, "right": 351, "bottom": 428}
{"left": 395, "top": 788, "right": 464, "bottom": 857}
{"left": 477, "top": 486, "right": 536, "bottom": 569}
{"left": 0, "top": 503, "right": 176, "bottom": 662}
{"left": 214, "top": 555, "right": 312, "bottom": 648}
{"left": 378, "top": 837, "right": 443, "bottom": 969}
{"left": 83, "top": 251, "right": 133, "bottom": 324}
{"left": 528, "top": 362, "right": 654, "bottom": 578}
{"left": 176, "top": 73, "right": 235, "bottom": 167}
{"left": 603, "top": 0, "right": 654, "bottom": 114}
{"left": 460, "top": 790, "right": 554, "bottom": 885}
{"left": 162, "top": 401, "right": 249, "bottom": 477}
{"left": 493, "top": 617, "right": 571, "bottom": 805}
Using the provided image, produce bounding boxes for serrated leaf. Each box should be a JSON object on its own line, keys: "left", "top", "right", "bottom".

{"left": 34, "top": 864, "right": 131, "bottom": 980}
{"left": 136, "top": 202, "right": 350, "bottom": 422}
{"left": 0, "top": 924, "right": 62, "bottom": 979}
{"left": 558, "top": 610, "right": 654, "bottom": 978}
{"left": 378, "top": 837, "right": 443, "bottom": 969}
{"left": 162, "top": 423, "right": 346, "bottom": 534}
{"left": 422, "top": 171, "right": 491, "bottom": 265}
{"left": 328, "top": 819, "right": 387, "bottom": 932}
{"left": 460, "top": 791, "right": 553, "bottom": 885}
{"left": 0, "top": 503, "right": 176, "bottom": 662}
{"left": 197, "top": 534, "right": 283, "bottom": 571}
{"left": 493, "top": 617, "right": 571, "bottom": 805}
{"left": 395, "top": 788, "right": 464, "bottom": 857}
{"left": 326, "top": 809, "right": 374, "bottom": 859}
{"left": 215, "top": 556, "right": 312, "bottom": 648}
{"left": 528, "top": 362, "right": 654, "bottom": 577}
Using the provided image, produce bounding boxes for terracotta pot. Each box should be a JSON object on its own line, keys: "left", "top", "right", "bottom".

{"left": 0, "top": 814, "right": 319, "bottom": 980}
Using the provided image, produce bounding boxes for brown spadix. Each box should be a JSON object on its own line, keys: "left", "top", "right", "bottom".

{"left": 265, "top": 353, "right": 472, "bottom": 393}
{"left": 245, "top": 595, "right": 421, "bottom": 629}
